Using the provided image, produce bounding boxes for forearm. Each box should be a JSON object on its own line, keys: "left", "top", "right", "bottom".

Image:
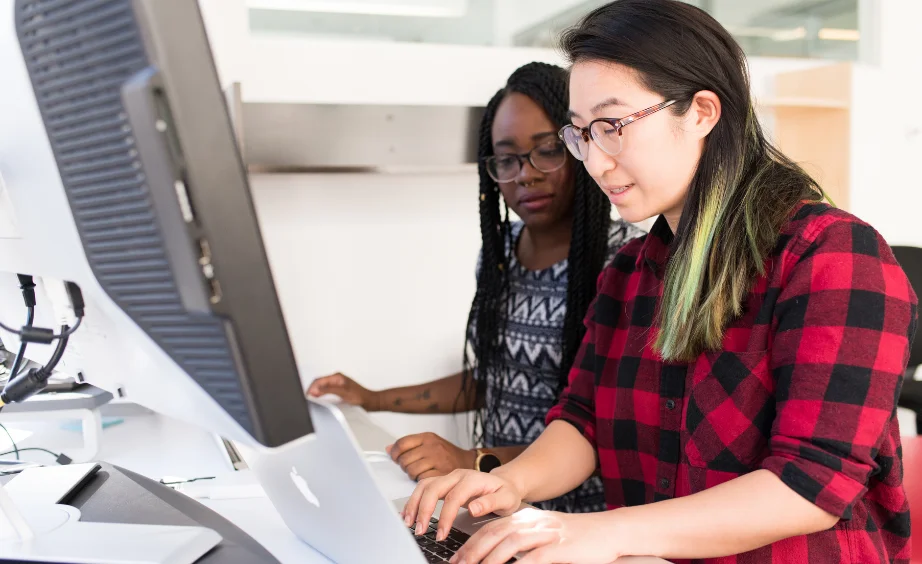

{"left": 494, "top": 421, "right": 596, "bottom": 503}
{"left": 373, "top": 372, "right": 476, "bottom": 414}
{"left": 614, "top": 469, "right": 839, "bottom": 559}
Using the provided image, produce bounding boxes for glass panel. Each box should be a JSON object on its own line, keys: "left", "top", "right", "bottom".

{"left": 709, "top": 0, "right": 860, "bottom": 61}
{"left": 248, "top": 0, "right": 864, "bottom": 61}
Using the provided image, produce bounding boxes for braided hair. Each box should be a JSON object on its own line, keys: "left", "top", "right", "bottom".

{"left": 460, "top": 62, "right": 612, "bottom": 446}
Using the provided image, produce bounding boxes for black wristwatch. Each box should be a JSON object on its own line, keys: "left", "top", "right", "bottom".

{"left": 474, "top": 449, "right": 501, "bottom": 473}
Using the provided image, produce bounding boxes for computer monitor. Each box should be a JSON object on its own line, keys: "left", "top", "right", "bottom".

{"left": 0, "top": 0, "right": 312, "bottom": 448}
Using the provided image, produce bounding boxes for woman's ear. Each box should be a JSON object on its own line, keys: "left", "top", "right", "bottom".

{"left": 686, "top": 90, "right": 721, "bottom": 139}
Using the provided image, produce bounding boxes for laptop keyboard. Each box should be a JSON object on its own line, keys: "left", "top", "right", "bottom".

{"left": 409, "top": 518, "right": 515, "bottom": 563}
{"left": 408, "top": 518, "right": 468, "bottom": 563}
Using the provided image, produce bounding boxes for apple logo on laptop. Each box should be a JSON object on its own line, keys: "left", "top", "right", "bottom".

{"left": 290, "top": 466, "right": 320, "bottom": 507}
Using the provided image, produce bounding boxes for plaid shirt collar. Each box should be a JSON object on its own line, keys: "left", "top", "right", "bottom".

{"left": 635, "top": 215, "right": 674, "bottom": 278}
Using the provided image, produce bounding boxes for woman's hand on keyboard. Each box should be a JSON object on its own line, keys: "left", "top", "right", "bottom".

{"left": 402, "top": 469, "right": 524, "bottom": 542}
{"left": 450, "top": 509, "right": 625, "bottom": 564}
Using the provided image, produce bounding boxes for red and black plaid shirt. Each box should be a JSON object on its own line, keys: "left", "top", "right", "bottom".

{"left": 547, "top": 202, "right": 917, "bottom": 563}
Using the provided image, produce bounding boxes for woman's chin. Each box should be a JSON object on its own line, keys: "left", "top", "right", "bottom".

{"left": 613, "top": 203, "right": 653, "bottom": 226}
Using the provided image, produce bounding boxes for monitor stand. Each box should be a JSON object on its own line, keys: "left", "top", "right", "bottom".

{"left": 0, "top": 469, "right": 221, "bottom": 564}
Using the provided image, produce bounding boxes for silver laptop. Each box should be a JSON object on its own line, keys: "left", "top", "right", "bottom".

{"left": 247, "top": 399, "right": 524, "bottom": 563}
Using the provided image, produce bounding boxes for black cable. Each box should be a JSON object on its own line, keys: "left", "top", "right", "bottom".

{"left": 0, "top": 277, "right": 84, "bottom": 409}
{"left": 1, "top": 322, "right": 80, "bottom": 406}
{"left": 39, "top": 326, "right": 70, "bottom": 377}
{"left": 8, "top": 275, "right": 38, "bottom": 379}
{"left": 16, "top": 275, "right": 36, "bottom": 308}
{"left": 0, "top": 317, "right": 81, "bottom": 341}
{"left": 9, "top": 306, "right": 34, "bottom": 378}
{"left": 0, "top": 421, "right": 18, "bottom": 460}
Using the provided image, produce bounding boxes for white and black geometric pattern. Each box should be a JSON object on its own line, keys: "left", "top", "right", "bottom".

{"left": 478, "top": 220, "right": 643, "bottom": 513}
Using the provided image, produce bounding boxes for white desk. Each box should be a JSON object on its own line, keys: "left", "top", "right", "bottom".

{"left": 0, "top": 409, "right": 667, "bottom": 564}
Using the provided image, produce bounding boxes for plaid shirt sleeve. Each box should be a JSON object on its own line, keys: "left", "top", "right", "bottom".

{"left": 760, "top": 215, "right": 918, "bottom": 520}
{"left": 545, "top": 271, "right": 608, "bottom": 450}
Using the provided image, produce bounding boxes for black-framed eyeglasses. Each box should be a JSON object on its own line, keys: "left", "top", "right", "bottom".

{"left": 558, "top": 99, "right": 677, "bottom": 161}
{"left": 484, "top": 137, "right": 568, "bottom": 183}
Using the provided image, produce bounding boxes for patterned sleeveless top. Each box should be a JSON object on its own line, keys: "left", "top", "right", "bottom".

{"left": 475, "top": 219, "right": 644, "bottom": 513}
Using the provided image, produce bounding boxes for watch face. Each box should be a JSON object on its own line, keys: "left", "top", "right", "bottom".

{"left": 479, "top": 453, "right": 501, "bottom": 473}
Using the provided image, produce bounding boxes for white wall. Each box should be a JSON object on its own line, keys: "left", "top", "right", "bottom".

{"left": 847, "top": 0, "right": 922, "bottom": 248}
{"left": 243, "top": 37, "right": 564, "bottom": 105}
{"left": 250, "top": 171, "right": 481, "bottom": 445}
{"left": 241, "top": 30, "right": 825, "bottom": 106}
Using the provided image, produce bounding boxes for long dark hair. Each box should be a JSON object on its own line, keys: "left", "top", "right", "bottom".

{"left": 460, "top": 62, "right": 612, "bottom": 445}
{"left": 561, "top": 0, "right": 824, "bottom": 362}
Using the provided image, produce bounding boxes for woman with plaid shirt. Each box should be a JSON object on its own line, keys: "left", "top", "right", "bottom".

{"left": 401, "top": 1, "right": 917, "bottom": 563}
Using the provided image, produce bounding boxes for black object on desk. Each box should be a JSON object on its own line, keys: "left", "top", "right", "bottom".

{"left": 1, "top": 462, "right": 279, "bottom": 564}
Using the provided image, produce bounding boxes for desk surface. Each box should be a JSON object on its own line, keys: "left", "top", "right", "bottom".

{"left": 1, "top": 409, "right": 668, "bottom": 564}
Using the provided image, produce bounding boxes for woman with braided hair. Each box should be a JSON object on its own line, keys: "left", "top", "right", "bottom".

{"left": 307, "top": 62, "right": 642, "bottom": 514}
